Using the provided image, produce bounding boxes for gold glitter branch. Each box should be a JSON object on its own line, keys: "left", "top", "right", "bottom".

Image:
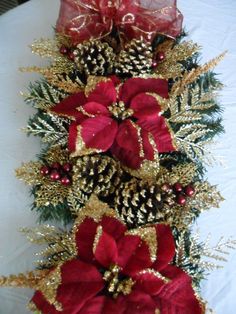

{"left": 171, "top": 51, "right": 227, "bottom": 97}
{"left": 0, "top": 270, "right": 50, "bottom": 289}
{"left": 156, "top": 41, "right": 200, "bottom": 79}
{"left": 16, "top": 161, "right": 42, "bottom": 186}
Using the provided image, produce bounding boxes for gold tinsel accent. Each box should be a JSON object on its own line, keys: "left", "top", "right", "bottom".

{"left": 37, "top": 265, "right": 62, "bottom": 311}
{"left": 155, "top": 41, "right": 200, "bottom": 79}
{"left": 138, "top": 269, "right": 170, "bottom": 284}
{"left": 103, "top": 264, "right": 135, "bottom": 298}
{"left": 73, "top": 195, "right": 122, "bottom": 228}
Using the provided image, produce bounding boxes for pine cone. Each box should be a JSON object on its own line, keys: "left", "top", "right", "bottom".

{"left": 74, "top": 40, "right": 115, "bottom": 76}
{"left": 73, "top": 155, "right": 123, "bottom": 199}
{"left": 115, "top": 39, "right": 153, "bottom": 76}
{"left": 114, "top": 179, "right": 175, "bottom": 228}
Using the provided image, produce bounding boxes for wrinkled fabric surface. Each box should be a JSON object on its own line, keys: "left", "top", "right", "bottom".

{"left": 0, "top": 0, "right": 236, "bottom": 313}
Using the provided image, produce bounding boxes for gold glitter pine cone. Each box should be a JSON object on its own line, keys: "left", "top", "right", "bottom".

{"left": 72, "top": 155, "right": 124, "bottom": 199}
{"left": 115, "top": 38, "right": 153, "bottom": 76}
{"left": 73, "top": 40, "right": 115, "bottom": 76}
{"left": 114, "top": 179, "right": 174, "bottom": 229}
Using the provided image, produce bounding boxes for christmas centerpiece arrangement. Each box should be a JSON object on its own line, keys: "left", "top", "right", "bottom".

{"left": 1, "top": 0, "right": 235, "bottom": 313}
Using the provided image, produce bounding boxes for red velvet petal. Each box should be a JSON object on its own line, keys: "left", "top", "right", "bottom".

{"left": 81, "top": 116, "right": 118, "bottom": 151}
{"left": 130, "top": 93, "right": 162, "bottom": 120}
{"left": 111, "top": 140, "right": 142, "bottom": 169}
{"left": 115, "top": 120, "right": 140, "bottom": 155}
{"left": 101, "top": 216, "right": 127, "bottom": 240}
{"left": 138, "top": 116, "right": 176, "bottom": 153}
{"left": 155, "top": 266, "right": 203, "bottom": 314}
{"left": 153, "top": 225, "right": 176, "bottom": 271}
{"left": 68, "top": 122, "right": 78, "bottom": 152}
{"left": 124, "top": 291, "right": 157, "bottom": 314}
{"left": 133, "top": 271, "right": 165, "bottom": 296}
{"left": 31, "top": 291, "right": 59, "bottom": 314}
{"left": 87, "top": 79, "right": 117, "bottom": 107}
{"left": 120, "top": 78, "right": 168, "bottom": 105}
{"left": 80, "top": 296, "right": 127, "bottom": 314}
{"left": 75, "top": 217, "right": 98, "bottom": 263}
{"left": 94, "top": 228, "right": 118, "bottom": 268}
{"left": 57, "top": 260, "right": 104, "bottom": 313}
{"left": 79, "top": 296, "right": 106, "bottom": 314}
{"left": 82, "top": 102, "right": 110, "bottom": 117}
{"left": 51, "top": 92, "right": 87, "bottom": 119}
{"left": 117, "top": 235, "right": 141, "bottom": 269}
{"left": 118, "top": 235, "right": 152, "bottom": 276}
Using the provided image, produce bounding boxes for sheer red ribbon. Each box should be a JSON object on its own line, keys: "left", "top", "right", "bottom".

{"left": 56, "top": 0, "right": 183, "bottom": 44}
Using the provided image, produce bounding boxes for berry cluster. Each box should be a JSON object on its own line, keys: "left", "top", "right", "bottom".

{"left": 59, "top": 45, "right": 75, "bottom": 61}
{"left": 152, "top": 51, "right": 165, "bottom": 68}
{"left": 161, "top": 182, "right": 195, "bottom": 206}
{"left": 40, "top": 162, "right": 72, "bottom": 186}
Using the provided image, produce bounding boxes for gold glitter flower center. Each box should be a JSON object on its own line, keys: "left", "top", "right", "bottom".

{"left": 108, "top": 101, "right": 134, "bottom": 120}
{"left": 103, "top": 264, "right": 135, "bottom": 298}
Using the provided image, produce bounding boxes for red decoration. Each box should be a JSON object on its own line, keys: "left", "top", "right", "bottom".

{"left": 51, "top": 162, "right": 61, "bottom": 170}
{"left": 56, "top": 0, "right": 183, "bottom": 44}
{"left": 59, "top": 45, "right": 69, "bottom": 55}
{"left": 68, "top": 50, "right": 75, "bottom": 61}
{"left": 176, "top": 194, "right": 186, "bottom": 206}
{"left": 31, "top": 211, "right": 202, "bottom": 314}
{"left": 51, "top": 76, "right": 176, "bottom": 169}
{"left": 174, "top": 182, "right": 183, "bottom": 193}
{"left": 185, "top": 185, "right": 195, "bottom": 197}
{"left": 156, "top": 51, "right": 165, "bottom": 62}
{"left": 152, "top": 60, "right": 158, "bottom": 68}
{"left": 40, "top": 166, "right": 50, "bottom": 176}
{"left": 63, "top": 163, "right": 72, "bottom": 172}
{"left": 50, "top": 170, "right": 61, "bottom": 181}
{"left": 60, "top": 175, "right": 71, "bottom": 186}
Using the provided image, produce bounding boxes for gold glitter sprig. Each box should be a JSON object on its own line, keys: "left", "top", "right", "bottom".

{"left": 156, "top": 41, "right": 200, "bottom": 79}
{"left": 171, "top": 51, "right": 227, "bottom": 97}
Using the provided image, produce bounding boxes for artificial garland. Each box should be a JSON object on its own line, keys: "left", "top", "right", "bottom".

{"left": 0, "top": 0, "right": 235, "bottom": 313}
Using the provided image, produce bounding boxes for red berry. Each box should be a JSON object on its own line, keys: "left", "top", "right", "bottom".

{"left": 176, "top": 195, "right": 186, "bottom": 206}
{"left": 60, "top": 45, "right": 68, "bottom": 55}
{"left": 61, "top": 176, "right": 71, "bottom": 186}
{"left": 173, "top": 183, "right": 183, "bottom": 193}
{"left": 51, "top": 162, "right": 61, "bottom": 170}
{"left": 68, "top": 51, "right": 75, "bottom": 61}
{"left": 156, "top": 51, "right": 165, "bottom": 62}
{"left": 152, "top": 60, "right": 158, "bottom": 68}
{"left": 50, "top": 170, "right": 61, "bottom": 181}
{"left": 184, "top": 185, "right": 195, "bottom": 197}
{"left": 40, "top": 166, "right": 50, "bottom": 176}
{"left": 63, "top": 163, "right": 72, "bottom": 172}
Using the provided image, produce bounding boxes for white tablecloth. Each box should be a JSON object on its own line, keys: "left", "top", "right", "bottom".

{"left": 0, "top": 0, "right": 235, "bottom": 313}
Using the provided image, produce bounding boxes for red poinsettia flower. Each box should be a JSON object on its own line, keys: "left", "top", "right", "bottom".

{"left": 31, "top": 199, "right": 203, "bottom": 314}
{"left": 56, "top": 0, "right": 183, "bottom": 44}
{"left": 51, "top": 76, "right": 176, "bottom": 169}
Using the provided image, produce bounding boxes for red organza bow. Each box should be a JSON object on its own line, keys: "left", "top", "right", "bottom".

{"left": 56, "top": 0, "right": 183, "bottom": 44}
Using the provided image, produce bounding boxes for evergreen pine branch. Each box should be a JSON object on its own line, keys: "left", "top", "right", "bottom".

{"left": 24, "top": 81, "right": 67, "bottom": 110}
{"left": 24, "top": 112, "right": 69, "bottom": 146}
